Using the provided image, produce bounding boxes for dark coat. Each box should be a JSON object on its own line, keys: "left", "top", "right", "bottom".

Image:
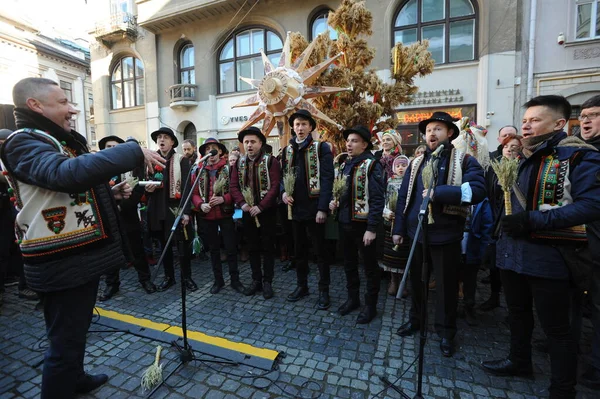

{"left": 393, "top": 145, "right": 486, "bottom": 245}
{"left": 464, "top": 198, "right": 494, "bottom": 265}
{"left": 0, "top": 124, "right": 144, "bottom": 292}
{"left": 496, "top": 132, "right": 600, "bottom": 279}
{"left": 281, "top": 136, "right": 334, "bottom": 221}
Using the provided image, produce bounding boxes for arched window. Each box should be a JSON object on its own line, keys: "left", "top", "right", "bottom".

{"left": 393, "top": 0, "right": 477, "bottom": 64}
{"left": 111, "top": 56, "right": 144, "bottom": 109}
{"left": 310, "top": 9, "right": 338, "bottom": 41}
{"left": 179, "top": 43, "right": 195, "bottom": 84}
{"left": 218, "top": 27, "right": 283, "bottom": 93}
{"left": 184, "top": 122, "right": 196, "bottom": 141}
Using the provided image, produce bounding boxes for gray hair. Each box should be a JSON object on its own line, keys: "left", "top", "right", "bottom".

{"left": 13, "top": 77, "right": 59, "bottom": 108}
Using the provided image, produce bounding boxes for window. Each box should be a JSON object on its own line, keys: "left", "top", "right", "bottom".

{"left": 69, "top": 117, "right": 76, "bottom": 131}
{"left": 575, "top": 0, "right": 600, "bottom": 39}
{"left": 393, "top": 0, "right": 477, "bottom": 64}
{"left": 184, "top": 123, "right": 196, "bottom": 141}
{"left": 218, "top": 27, "right": 283, "bottom": 93}
{"left": 310, "top": 9, "right": 338, "bottom": 41}
{"left": 179, "top": 43, "right": 195, "bottom": 84}
{"left": 88, "top": 92, "right": 94, "bottom": 117}
{"left": 110, "top": 56, "right": 145, "bottom": 109}
{"left": 60, "top": 80, "right": 73, "bottom": 103}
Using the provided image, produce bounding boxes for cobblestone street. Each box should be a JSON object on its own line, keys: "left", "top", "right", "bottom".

{"left": 0, "top": 258, "right": 597, "bottom": 399}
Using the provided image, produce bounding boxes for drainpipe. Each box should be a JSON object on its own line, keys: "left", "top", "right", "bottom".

{"left": 526, "top": 0, "right": 537, "bottom": 99}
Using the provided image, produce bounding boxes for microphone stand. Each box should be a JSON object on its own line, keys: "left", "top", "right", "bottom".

{"left": 382, "top": 150, "right": 442, "bottom": 399}
{"left": 147, "top": 157, "right": 236, "bottom": 398}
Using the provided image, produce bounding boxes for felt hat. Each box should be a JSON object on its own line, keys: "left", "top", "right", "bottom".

{"left": 98, "top": 135, "right": 125, "bottom": 150}
{"left": 289, "top": 109, "right": 317, "bottom": 132}
{"left": 343, "top": 125, "right": 374, "bottom": 150}
{"left": 199, "top": 137, "right": 227, "bottom": 156}
{"left": 151, "top": 127, "right": 179, "bottom": 147}
{"left": 417, "top": 112, "right": 460, "bottom": 139}
{"left": 237, "top": 126, "right": 266, "bottom": 145}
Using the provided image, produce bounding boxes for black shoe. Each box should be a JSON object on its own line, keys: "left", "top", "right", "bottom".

{"left": 317, "top": 291, "right": 330, "bottom": 310}
{"left": 479, "top": 293, "right": 500, "bottom": 311}
{"left": 210, "top": 281, "right": 224, "bottom": 294}
{"left": 481, "top": 358, "right": 533, "bottom": 377}
{"left": 184, "top": 278, "right": 198, "bottom": 292}
{"left": 157, "top": 277, "right": 175, "bottom": 292}
{"left": 263, "top": 282, "right": 274, "bottom": 299}
{"left": 464, "top": 306, "right": 479, "bottom": 326}
{"left": 580, "top": 367, "right": 600, "bottom": 389}
{"left": 243, "top": 281, "right": 262, "bottom": 296}
{"left": 440, "top": 338, "right": 454, "bottom": 357}
{"left": 287, "top": 286, "right": 309, "bottom": 302}
{"left": 140, "top": 281, "right": 156, "bottom": 294}
{"left": 282, "top": 261, "right": 296, "bottom": 272}
{"left": 338, "top": 297, "right": 360, "bottom": 316}
{"left": 356, "top": 305, "right": 377, "bottom": 324}
{"left": 396, "top": 321, "right": 419, "bottom": 337}
{"left": 18, "top": 288, "right": 38, "bottom": 301}
{"left": 75, "top": 373, "right": 108, "bottom": 394}
{"left": 231, "top": 280, "right": 245, "bottom": 293}
{"left": 98, "top": 284, "right": 119, "bottom": 302}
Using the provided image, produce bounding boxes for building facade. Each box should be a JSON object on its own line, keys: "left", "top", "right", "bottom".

{"left": 0, "top": 10, "right": 93, "bottom": 141}
{"left": 89, "top": 0, "right": 521, "bottom": 153}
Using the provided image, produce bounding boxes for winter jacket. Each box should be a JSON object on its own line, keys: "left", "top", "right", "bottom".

{"left": 191, "top": 157, "right": 233, "bottom": 220}
{"left": 463, "top": 198, "right": 494, "bottom": 265}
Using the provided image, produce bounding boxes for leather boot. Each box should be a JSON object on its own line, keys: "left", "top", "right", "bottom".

{"left": 287, "top": 286, "right": 309, "bottom": 302}
{"left": 317, "top": 290, "right": 330, "bottom": 310}
{"left": 75, "top": 373, "right": 109, "bottom": 394}
{"left": 243, "top": 280, "right": 262, "bottom": 296}
{"left": 356, "top": 305, "right": 378, "bottom": 324}
{"left": 98, "top": 284, "right": 119, "bottom": 302}
{"left": 338, "top": 296, "right": 360, "bottom": 316}
{"left": 481, "top": 358, "right": 533, "bottom": 377}
{"left": 387, "top": 273, "right": 400, "bottom": 296}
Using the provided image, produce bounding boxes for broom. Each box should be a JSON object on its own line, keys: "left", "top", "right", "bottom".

{"left": 283, "top": 167, "right": 297, "bottom": 220}
{"left": 140, "top": 346, "right": 163, "bottom": 392}
{"left": 421, "top": 159, "right": 435, "bottom": 224}
{"left": 490, "top": 157, "right": 519, "bottom": 215}
{"left": 242, "top": 186, "right": 260, "bottom": 228}
{"left": 331, "top": 174, "right": 348, "bottom": 218}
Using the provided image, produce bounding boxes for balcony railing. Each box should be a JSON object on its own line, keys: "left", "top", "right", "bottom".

{"left": 93, "top": 12, "right": 138, "bottom": 47}
{"left": 169, "top": 84, "right": 198, "bottom": 109}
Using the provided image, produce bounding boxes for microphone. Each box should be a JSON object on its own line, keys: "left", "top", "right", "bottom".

{"left": 431, "top": 143, "right": 445, "bottom": 158}
{"left": 199, "top": 149, "right": 218, "bottom": 164}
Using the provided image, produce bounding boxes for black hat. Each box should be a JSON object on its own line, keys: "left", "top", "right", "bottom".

{"left": 289, "top": 109, "right": 317, "bottom": 133}
{"left": 343, "top": 125, "right": 374, "bottom": 150}
{"left": 418, "top": 112, "right": 460, "bottom": 139}
{"left": 98, "top": 135, "right": 125, "bottom": 150}
{"left": 151, "top": 127, "right": 179, "bottom": 147}
{"left": 199, "top": 137, "right": 227, "bottom": 156}
{"left": 238, "top": 126, "right": 266, "bottom": 145}
{"left": 0, "top": 129, "right": 12, "bottom": 141}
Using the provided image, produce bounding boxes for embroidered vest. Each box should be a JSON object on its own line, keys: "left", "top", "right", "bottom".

{"left": 528, "top": 153, "right": 586, "bottom": 242}
{"left": 404, "top": 149, "right": 469, "bottom": 218}
{"left": 168, "top": 152, "right": 183, "bottom": 199}
{"left": 338, "top": 158, "right": 375, "bottom": 221}
{"left": 0, "top": 129, "right": 107, "bottom": 259}
{"left": 237, "top": 154, "right": 271, "bottom": 201}
{"left": 284, "top": 141, "right": 321, "bottom": 197}
{"left": 197, "top": 164, "right": 233, "bottom": 213}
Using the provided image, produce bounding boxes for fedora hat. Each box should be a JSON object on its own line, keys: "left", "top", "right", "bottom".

{"left": 238, "top": 126, "right": 266, "bottom": 145}
{"left": 199, "top": 137, "right": 227, "bottom": 156}
{"left": 151, "top": 127, "right": 179, "bottom": 147}
{"left": 98, "top": 135, "right": 124, "bottom": 150}
{"left": 343, "top": 125, "right": 374, "bottom": 150}
{"left": 289, "top": 109, "right": 317, "bottom": 132}
{"left": 418, "top": 112, "right": 460, "bottom": 139}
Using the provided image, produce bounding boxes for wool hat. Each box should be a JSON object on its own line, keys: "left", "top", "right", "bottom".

{"left": 199, "top": 137, "right": 227, "bottom": 156}
{"left": 393, "top": 155, "right": 410, "bottom": 169}
{"left": 98, "top": 135, "right": 125, "bottom": 150}
{"left": 238, "top": 126, "right": 266, "bottom": 145}
{"left": 418, "top": 112, "right": 460, "bottom": 139}
{"left": 343, "top": 125, "right": 374, "bottom": 150}
{"left": 289, "top": 109, "right": 317, "bottom": 132}
{"left": 151, "top": 127, "right": 179, "bottom": 147}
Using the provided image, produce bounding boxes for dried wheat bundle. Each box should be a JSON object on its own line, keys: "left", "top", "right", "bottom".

{"left": 140, "top": 346, "right": 163, "bottom": 392}
{"left": 212, "top": 174, "right": 227, "bottom": 197}
{"left": 242, "top": 187, "right": 260, "bottom": 227}
{"left": 490, "top": 157, "right": 519, "bottom": 215}
{"left": 332, "top": 174, "right": 348, "bottom": 217}
{"left": 422, "top": 159, "right": 435, "bottom": 224}
{"left": 283, "top": 167, "right": 297, "bottom": 220}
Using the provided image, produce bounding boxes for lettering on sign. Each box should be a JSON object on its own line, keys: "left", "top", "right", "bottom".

{"left": 396, "top": 108, "right": 463, "bottom": 124}
{"left": 220, "top": 115, "right": 249, "bottom": 125}
{"left": 573, "top": 47, "right": 600, "bottom": 60}
{"left": 405, "top": 89, "right": 463, "bottom": 106}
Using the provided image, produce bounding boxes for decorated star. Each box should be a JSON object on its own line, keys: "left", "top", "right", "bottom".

{"left": 232, "top": 32, "right": 350, "bottom": 140}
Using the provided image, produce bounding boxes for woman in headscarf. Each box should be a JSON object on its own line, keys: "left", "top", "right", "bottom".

{"left": 376, "top": 129, "right": 403, "bottom": 180}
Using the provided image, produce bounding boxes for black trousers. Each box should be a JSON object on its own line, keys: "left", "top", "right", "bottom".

{"left": 500, "top": 269, "right": 576, "bottom": 399}
{"left": 293, "top": 219, "right": 330, "bottom": 291}
{"left": 408, "top": 241, "right": 460, "bottom": 340}
{"left": 460, "top": 261, "right": 479, "bottom": 309}
{"left": 41, "top": 278, "right": 99, "bottom": 399}
{"left": 105, "top": 230, "right": 151, "bottom": 286}
{"left": 339, "top": 223, "right": 380, "bottom": 307}
{"left": 243, "top": 209, "right": 276, "bottom": 283}
{"left": 152, "top": 223, "right": 192, "bottom": 280}
{"left": 204, "top": 218, "right": 239, "bottom": 283}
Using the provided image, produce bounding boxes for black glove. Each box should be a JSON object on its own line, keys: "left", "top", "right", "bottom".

{"left": 501, "top": 212, "right": 530, "bottom": 238}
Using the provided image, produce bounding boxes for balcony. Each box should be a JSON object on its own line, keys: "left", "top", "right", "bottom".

{"left": 93, "top": 12, "right": 138, "bottom": 48}
{"left": 169, "top": 84, "right": 198, "bottom": 109}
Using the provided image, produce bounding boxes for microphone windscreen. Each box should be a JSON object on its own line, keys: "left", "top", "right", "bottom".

{"left": 209, "top": 149, "right": 218, "bottom": 156}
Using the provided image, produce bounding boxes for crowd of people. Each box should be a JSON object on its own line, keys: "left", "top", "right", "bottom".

{"left": 0, "top": 77, "right": 599, "bottom": 399}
